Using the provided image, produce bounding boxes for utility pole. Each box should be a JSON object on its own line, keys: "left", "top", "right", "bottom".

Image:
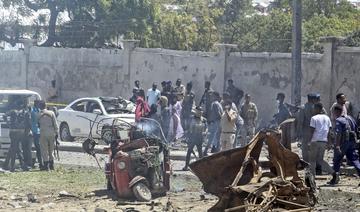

{"left": 291, "top": 0, "right": 302, "bottom": 106}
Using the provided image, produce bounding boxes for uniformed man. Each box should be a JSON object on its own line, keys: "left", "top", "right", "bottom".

{"left": 240, "top": 94, "right": 258, "bottom": 146}
{"left": 181, "top": 82, "right": 195, "bottom": 133}
{"left": 220, "top": 102, "right": 237, "bottom": 151}
{"left": 182, "top": 107, "right": 207, "bottom": 171}
{"left": 38, "top": 100, "right": 59, "bottom": 171}
{"left": 3, "top": 97, "right": 31, "bottom": 172}
{"left": 174, "top": 79, "right": 185, "bottom": 101}
{"left": 328, "top": 105, "right": 360, "bottom": 185}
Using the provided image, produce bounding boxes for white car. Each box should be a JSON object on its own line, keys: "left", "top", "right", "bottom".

{"left": 57, "top": 97, "right": 135, "bottom": 144}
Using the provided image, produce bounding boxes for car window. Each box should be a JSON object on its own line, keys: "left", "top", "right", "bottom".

{"left": 0, "top": 94, "right": 34, "bottom": 113}
{"left": 86, "top": 101, "right": 102, "bottom": 113}
{"left": 71, "top": 100, "right": 87, "bottom": 112}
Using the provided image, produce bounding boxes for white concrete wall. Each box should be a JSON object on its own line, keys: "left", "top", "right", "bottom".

{"left": 0, "top": 41, "right": 358, "bottom": 124}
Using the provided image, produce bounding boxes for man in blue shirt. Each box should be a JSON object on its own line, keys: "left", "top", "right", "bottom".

{"left": 31, "top": 100, "right": 44, "bottom": 170}
{"left": 328, "top": 105, "right": 360, "bottom": 185}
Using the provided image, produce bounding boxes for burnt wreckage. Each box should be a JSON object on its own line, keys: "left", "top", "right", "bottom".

{"left": 190, "top": 129, "right": 316, "bottom": 212}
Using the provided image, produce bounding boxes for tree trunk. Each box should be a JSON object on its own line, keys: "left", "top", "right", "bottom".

{"left": 42, "top": 1, "right": 59, "bottom": 46}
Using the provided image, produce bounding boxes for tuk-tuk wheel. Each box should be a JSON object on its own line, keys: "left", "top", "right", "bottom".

{"left": 132, "top": 182, "right": 152, "bottom": 202}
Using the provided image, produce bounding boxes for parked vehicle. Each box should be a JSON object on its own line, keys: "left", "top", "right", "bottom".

{"left": 83, "top": 117, "right": 171, "bottom": 201}
{"left": 0, "top": 90, "right": 41, "bottom": 158}
{"left": 57, "top": 97, "right": 135, "bottom": 144}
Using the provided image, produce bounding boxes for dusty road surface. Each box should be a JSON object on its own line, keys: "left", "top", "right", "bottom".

{"left": 1, "top": 149, "right": 360, "bottom": 211}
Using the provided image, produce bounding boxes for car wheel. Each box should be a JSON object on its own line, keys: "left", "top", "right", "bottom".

{"left": 60, "top": 123, "right": 74, "bottom": 142}
{"left": 101, "top": 128, "right": 113, "bottom": 145}
{"left": 132, "top": 182, "right": 152, "bottom": 202}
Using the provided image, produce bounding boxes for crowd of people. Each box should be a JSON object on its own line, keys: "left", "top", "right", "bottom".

{"left": 131, "top": 78, "right": 360, "bottom": 184}
{"left": 2, "top": 98, "right": 58, "bottom": 172}
{"left": 130, "top": 79, "right": 260, "bottom": 171}
{"left": 296, "top": 93, "right": 360, "bottom": 185}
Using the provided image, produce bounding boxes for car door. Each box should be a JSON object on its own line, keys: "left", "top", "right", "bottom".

{"left": 85, "top": 100, "right": 106, "bottom": 139}
{"left": 68, "top": 100, "right": 90, "bottom": 137}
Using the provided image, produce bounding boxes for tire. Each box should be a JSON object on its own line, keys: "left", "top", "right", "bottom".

{"left": 60, "top": 123, "right": 74, "bottom": 142}
{"left": 132, "top": 182, "right": 152, "bottom": 202}
{"left": 101, "top": 128, "right": 113, "bottom": 145}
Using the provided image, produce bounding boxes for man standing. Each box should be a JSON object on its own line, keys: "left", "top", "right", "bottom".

{"left": 181, "top": 82, "right": 195, "bottom": 133}
{"left": 183, "top": 107, "right": 206, "bottom": 171}
{"left": 174, "top": 79, "right": 185, "bottom": 101}
{"left": 309, "top": 103, "right": 335, "bottom": 176}
{"left": 297, "top": 93, "right": 320, "bottom": 163}
{"left": 220, "top": 102, "right": 238, "bottom": 151}
{"left": 330, "top": 93, "right": 354, "bottom": 121}
{"left": 147, "top": 83, "right": 161, "bottom": 107}
{"left": 38, "top": 100, "right": 59, "bottom": 171}
{"left": 31, "top": 100, "right": 43, "bottom": 170}
{"left": 328, "top": 105, "right": 360, "bottom": 185}
{"left": 130, "top": 80, "right": 142, "bottom": 103}
{"left": 199, "top": 81, "right": 214, "bottom": 120}
{"left": 3, "top": 97, "right": 31, "bottom": 172}
{"left": 226, "top": 79, "right": 244, "bottom": 108}
{"left": 159, "top": 96, "right": 171, "bottom": 140}
{"left": 203, "top": 92, "right": 223, "bottom": 155}
{"left": 240, "top": 94, "right": 258, "bottom": 146}
{"left": 273, "top": 93, "right": 292, "bottom": 125}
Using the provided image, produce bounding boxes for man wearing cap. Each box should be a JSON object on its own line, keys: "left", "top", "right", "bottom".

{"left": 159, "top": 96, "right": 171, "bottom": 140}
{"left": 183, "top": 106, "right": 207, "bottom": 171}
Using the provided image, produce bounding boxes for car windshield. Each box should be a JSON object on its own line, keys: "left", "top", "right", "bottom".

{"left": 0, "top": 94, "right": 35, "bottom": 114}
{"left": 101, "top": 97, "right": 135, "bottom": 114}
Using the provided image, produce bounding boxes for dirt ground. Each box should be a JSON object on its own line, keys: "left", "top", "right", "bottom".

{"left": 1, "top": 162, "right": 360, "bottom": 212}
{"left": 1, "top": 142, "right": 360, "bottom": 212}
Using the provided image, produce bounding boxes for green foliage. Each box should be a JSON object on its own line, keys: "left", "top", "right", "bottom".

{"left": 1, "top": 0, "right": 360, "bottom": 52}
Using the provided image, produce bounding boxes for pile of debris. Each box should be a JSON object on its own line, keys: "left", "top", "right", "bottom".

{"left": 190, "top": 129, "right": 316, "bottom": 212}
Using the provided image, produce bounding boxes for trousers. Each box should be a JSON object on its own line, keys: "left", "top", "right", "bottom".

{"left": 40, "top": 134, "right": 55, "bottom": 162}
{"left": 204, "top": 120, "right": 220, "bottom": 153}
{"left": 33, "top": 134, "right": 43, "bottom": 166}
{"left": 220, "top": 133, "right": 235, "bottom": 151}
{"left": 185, "top": 137, "right": 203, "bottom": 168}
{"left": 21, "top": 134, "right": 32, "bottom": 168}
{"left": 309, "top": 142, "right": 334, "bottom": 175}
{"left": 333, "top": 141, "right": 360, "bottom": 175}
{"left": 3, "top": 131, "right": 24, "bottom": 171}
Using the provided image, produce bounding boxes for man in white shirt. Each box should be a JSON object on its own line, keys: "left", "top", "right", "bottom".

{"left": 147, "top": 83, "right": 161, "bottom": 107}
{"left": 309, "top": 102, "right": 335, "bottom": 176}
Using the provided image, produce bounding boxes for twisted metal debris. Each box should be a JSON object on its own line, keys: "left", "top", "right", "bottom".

{"left": 190, "top": 129, "right": 316, "bottom": 212}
